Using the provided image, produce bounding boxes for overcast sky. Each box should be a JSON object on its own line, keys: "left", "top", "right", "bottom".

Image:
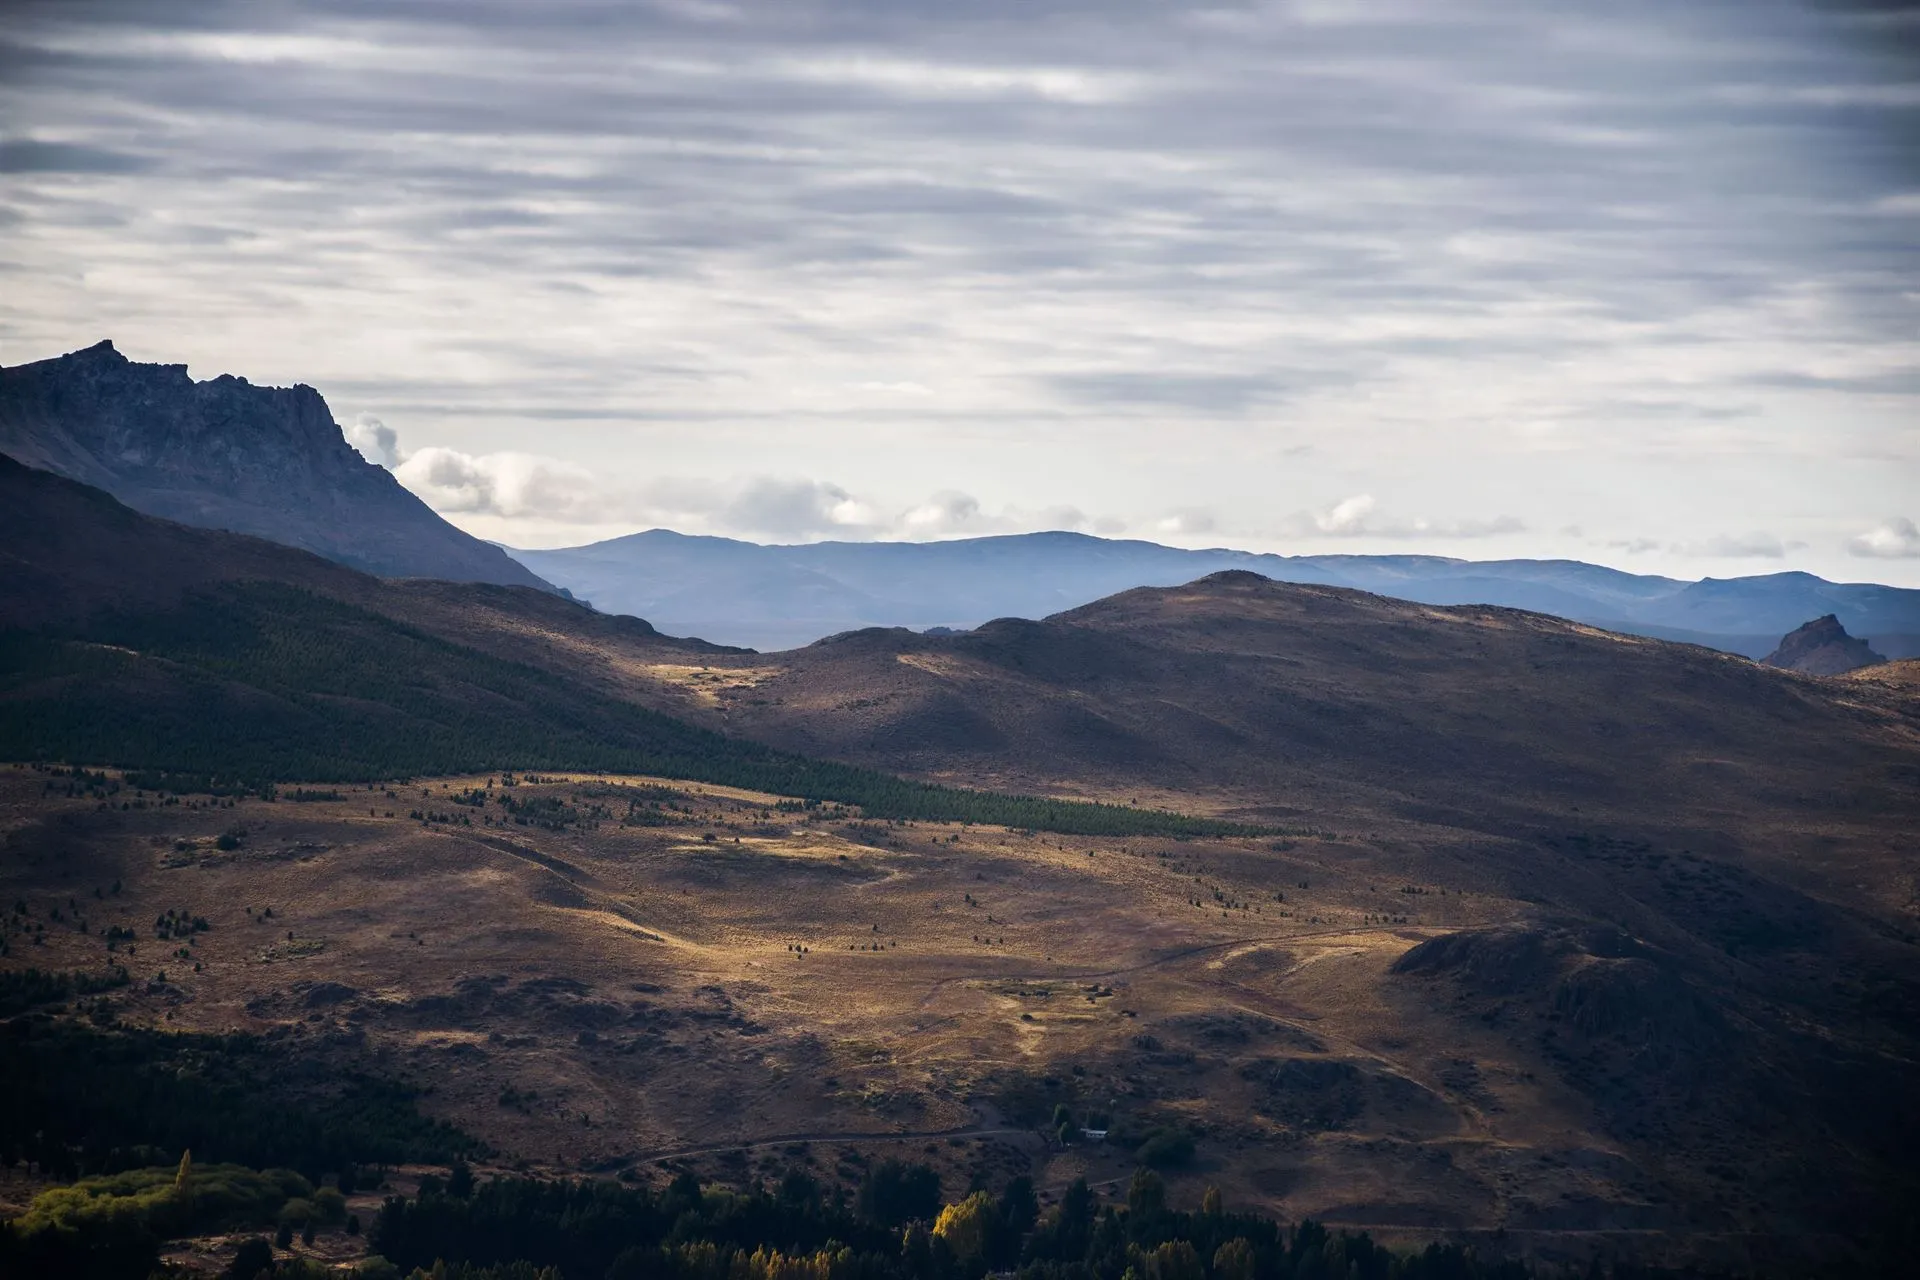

{"left": 3, "top": 0, "right": 1917, "bottom": 582}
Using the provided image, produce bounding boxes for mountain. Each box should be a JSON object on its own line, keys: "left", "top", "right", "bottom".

{"left": 507, "top": 530, "right": 1920, "bottom": 657}
{"left": 6, "top": 459, "right": 1920, "bottom": 1264}
{"left": 0, "top": 340, "right": 553, "bottom": 590}
{"left": 1763, "top": 614, "right": 1888, "bottom": 676}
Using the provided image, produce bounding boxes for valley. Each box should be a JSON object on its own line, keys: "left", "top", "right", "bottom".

{"left": 4, "top": 759, "right": 1912, "bottom": 1273}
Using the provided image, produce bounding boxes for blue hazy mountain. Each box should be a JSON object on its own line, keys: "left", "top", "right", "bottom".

{"left": 507, "top": 530, "right": 1920, "bottom": 657}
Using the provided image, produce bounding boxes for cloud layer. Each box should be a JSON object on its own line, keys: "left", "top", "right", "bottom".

{"left": 0, "top": 0, "right": 1914, "bottom": 576}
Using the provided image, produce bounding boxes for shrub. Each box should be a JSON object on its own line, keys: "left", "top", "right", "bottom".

{"left": 312, "top": 1185, "right": 347, "bottom": 1223}
{"left": 1137, "top": 1129, "right": 1196, "bottom": 1169}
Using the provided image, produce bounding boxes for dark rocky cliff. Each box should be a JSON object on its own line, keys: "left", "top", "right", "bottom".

{"left": 1761, "top": 613, "right": 1886, "bottom": 676}
{"left": 0, "top": 340, "right": 553, "bottom": 589}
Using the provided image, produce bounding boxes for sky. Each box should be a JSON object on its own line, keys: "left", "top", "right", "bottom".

{"left": 2, "top": 0, "right": 1917, "bottom": 583}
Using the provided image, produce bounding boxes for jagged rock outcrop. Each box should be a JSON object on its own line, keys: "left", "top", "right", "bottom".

{"left": 0, "top": 340, "right": 553, "bottom": 589}
{"left": 1761, "top": 614, "right": 1886, "bottom": 676}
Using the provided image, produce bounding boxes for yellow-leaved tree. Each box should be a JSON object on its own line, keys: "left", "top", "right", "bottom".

{"left": 932, "top": 1190, "right": 995, "bottom": 1266}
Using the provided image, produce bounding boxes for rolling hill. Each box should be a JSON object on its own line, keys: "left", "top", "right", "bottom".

{"left": 0, "top": 454, "right": 1252, "bottom": 838}
{"left": 3, "top": 456, "right": 1919, "bottom": 1269}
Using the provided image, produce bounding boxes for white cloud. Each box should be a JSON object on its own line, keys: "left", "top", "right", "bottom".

{"left": 370, "top": 420, "right": 1102, "bottom": 543}
{"left": 1284, "top": 494, "right": 1525, "bottom": 540}
{"left": 902, "top": 490, "right": 1003, "bottom": 536}
{"left": 345, "top": 413, "right": 400, "bottom": 468}
{"left": 1156, "top": 508, "right": 1217, "bottom": 536}
{"left": 1311, "top": 493, "right": 1379, "bottom": 536}
{"left": 393, "top": 446, "right": 603, "bottom": 521}
{"left": 1847, "top": 517, "right": 1920, "bottom": 559}
{"left": 716, "top": 477, "right": 877, "bottom": 538}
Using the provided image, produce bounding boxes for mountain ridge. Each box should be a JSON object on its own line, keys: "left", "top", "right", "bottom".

{"left": 508, "top": 527, "right": 1920, "bottom": 656}
{"left": 0, "top": 341, "right": 554, "bottom": 590}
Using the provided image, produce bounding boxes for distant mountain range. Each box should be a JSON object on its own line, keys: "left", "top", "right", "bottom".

{"left": 7, "top": 340, "right": 1913, "bottom": 660}
{"left": 509, "top": 529, "right": 1920, "bottom": 657}
{"left": 0, "top": 341, "right": 553, "bottom": 590}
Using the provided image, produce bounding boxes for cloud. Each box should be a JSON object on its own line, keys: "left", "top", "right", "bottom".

{"left": 1848, "top": 517, "right": 1920, "bottom": 559}
{"left": 3, "top": 0, "right": 1916, "bottom": 582}
{"left": 716, "top": 477, "right": 876, "bottom": 537}
{"left": 899, "top": 490, "right": 979, "bottom": 534}
{"left": 1309, "top": 494, "right": 1380, "bottom": 536}
{"left": 369, "top": 418, "right": 1096, "bottom": 542}
{"left": 1155, "top": 508, "right": 1217, "bottom": 536}
{"left": 345, "top": 413, "right": 400, "bottom": 468}
{"left": 1284, "top": 494, "right": 1525, "bottom": 540}
{"left": 1685, "top": 532, "right": 1796, "bottom": 559}
{"left": 393, "top": 447, "right": 604, "bottom": 521}
{"left": 0, "top": 138, "right": 149, "bottom": 174}
{"left": 1045, "top": 372, "right": 1298, "bottom": 414}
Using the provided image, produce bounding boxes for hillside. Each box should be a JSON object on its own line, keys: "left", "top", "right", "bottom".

{"left": 3, "top": 463, "right": 1919, "bottom": 1270}
{"left": 687, "top": 574, "right": 1918, "bottom": 853}
{"left": 0, "top": 457, "right": 1249, "bottom": 838}
{"left": 0, "top": 341, "right": 552, "bottom": 589}
{"left": 508, "top": 529, "right": 1920, "bottom": 657}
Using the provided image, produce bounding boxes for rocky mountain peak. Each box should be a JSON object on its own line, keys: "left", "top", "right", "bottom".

{"left": 0, "top": 341, "right": 552, "bottom": 590}
{"left": 1762, "top": 614, "right": 1886, "bottom": 676}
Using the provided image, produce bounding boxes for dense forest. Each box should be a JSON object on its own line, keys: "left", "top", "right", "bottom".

{"left": 0, "top": 1014, "right": 478, "bottom": 1183}
{"left": 0, "top": 583, "right": 1266, "bottom": 839}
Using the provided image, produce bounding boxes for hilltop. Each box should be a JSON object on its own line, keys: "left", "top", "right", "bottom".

{"left": 1762, "top": 614, "right": 1887, "bottom": 676}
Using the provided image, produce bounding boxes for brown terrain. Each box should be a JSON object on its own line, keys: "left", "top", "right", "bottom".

{"left": 3, "top": 458, "right": 1919, "bottom": 1270}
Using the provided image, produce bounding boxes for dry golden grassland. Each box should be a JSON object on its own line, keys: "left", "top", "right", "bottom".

{"left": 1, "top": 763, "right": 1690, "bottom": 1253}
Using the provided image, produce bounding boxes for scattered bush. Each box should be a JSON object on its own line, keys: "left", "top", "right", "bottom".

{"left": 1137, "top": 1128, "right": 1197, "bottom": 1169}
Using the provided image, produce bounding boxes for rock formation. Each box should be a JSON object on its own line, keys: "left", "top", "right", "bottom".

{"left": 1761, "top": 613, "right": 1886, "bottom": 675}
{"left": 0, "top": 340, "right": 553, "bottom": 589}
